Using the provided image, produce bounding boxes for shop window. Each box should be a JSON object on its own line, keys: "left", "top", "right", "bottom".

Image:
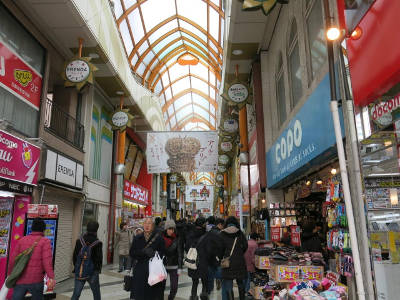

{"left": 0, "top": 4, "right": 45, "bottom": 137}
{"left": 82, "top": 202, "right": 98, "bottom": 234}
{"left": 276, "top": 54, "right": 286, "bottom": 126}
{"left": 305, "top": 0, "right": 327, "bottom": 80}
{"left": 89, "top": 89, "right": 113, "bottom": 186}
{"left": 287, "top": 20, "right": 303, "bottom": 108}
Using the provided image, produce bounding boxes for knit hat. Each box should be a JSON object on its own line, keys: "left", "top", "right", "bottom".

{"left": 164, "top": 219, "right": 176, "bottom": 230}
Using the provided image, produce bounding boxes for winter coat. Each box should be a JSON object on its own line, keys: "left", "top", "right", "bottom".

{"left": 301, "top": 231, "right": 323, "bottom": 253}
{"left": 204, "top": 226, "right": 224, "bottom": 267}
{"left": 244, "top": 239, "right": 258, "bottom": 272}
{"left": 185, "top": 225, "right": 207, "bottom": 279}
{"left": 219, "top": 226, "right": 248, "bottom": 280}
{"left": 8, "top": 232, "right": 54, "bottom": 285}
{"left": 163, "top": 232, "right": 182, "bottom": 269}
{"left": 129, "top": 231, "right": 165, "bottom": 300}
{"left": 73, "top": 232, "right": 103, "bottom": 273}
{"left": 115, "top": 229, "right": 132, "bottom": 256}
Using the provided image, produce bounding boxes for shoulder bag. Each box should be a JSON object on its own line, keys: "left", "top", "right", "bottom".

{"left": 220, "top": 237, "right": 237, "bottom": 269}
{"left": 6, "top": 237, "right": 42, "bottom": 288}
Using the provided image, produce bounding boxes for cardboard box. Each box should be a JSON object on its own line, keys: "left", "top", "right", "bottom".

{"left": 255, "top": 255, "right": 271, "bottom": 269}
{"left": 271, "top": 265, "right": 324, "bottom": 282}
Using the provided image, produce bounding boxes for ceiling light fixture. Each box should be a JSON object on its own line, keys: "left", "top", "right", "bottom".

{"left": 232, "top": 49, "right": 243, "bottom": 55}
{"left": 326, "top": 27, "right": 341, "bottom": 41}
{"left": 316, "top": 180, "right": 323, "bottom": 185}
{"left": 306, "top": 180, "right": 311, "bottom": 186}
{"left": 350, "top": 27, "right": 362, "bottom": 40}
{"left": 331, "top": 168, "right": 337, "bottom": 175}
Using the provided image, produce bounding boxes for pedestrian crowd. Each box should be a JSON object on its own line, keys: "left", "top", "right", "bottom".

{"left": 4, "top": 215, "right": 259, "bottom": 300}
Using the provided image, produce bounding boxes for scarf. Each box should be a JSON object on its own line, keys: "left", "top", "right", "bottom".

{"left": 163, "top": 233, "right": 176, "bottom": 248}
{"left": 144, "top": 231, "right": 152, "bottom": 242}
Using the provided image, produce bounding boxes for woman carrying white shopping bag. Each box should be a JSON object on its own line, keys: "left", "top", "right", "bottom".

{"left": 148, "top": 252, "right": 167, "bottom": 286}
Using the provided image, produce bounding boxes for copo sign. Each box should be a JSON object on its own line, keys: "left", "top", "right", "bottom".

{"left": 65, "top": 59, "right": 90, "bottom": 83}
{"left": 112, "top": 111, "right": 129, "bottom": 127}
{"left": 275, "top": 120, "right": 302, "bottom": 164}
{"left": 228, "top": 83, "right": 249, "bottom": 104}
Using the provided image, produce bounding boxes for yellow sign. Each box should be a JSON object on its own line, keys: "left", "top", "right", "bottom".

{"left": 14, "top": 69, "right": 32, "bottom": 87}
{"left": 371, "top": 232, "right": 389, "bottom": 249}
{"left": 389, "top": 231, "right": 400, "bottom": 263}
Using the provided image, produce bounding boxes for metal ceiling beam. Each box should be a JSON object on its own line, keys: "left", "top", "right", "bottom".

{"left": 159, "top": 73, "right": 217, "bottom": 95}
{"left": 117, "top": 0, "right": 224, "bottom": 26}
{"left": 166, "top": 102, "right": 215, "bottom": 124}
{"left": 148, "top": 44, "right": 220, "bottom": 88}
{"left": 162, "top": 88, "right": 217, "bottom": 112}
{"left": 127, "top": 15, "right": 222, "bottom": 62}
{"left": 173, "top": 114, "right": 215, "bottom": 130}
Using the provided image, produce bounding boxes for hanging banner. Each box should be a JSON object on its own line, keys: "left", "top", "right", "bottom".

{"left": 0, "top": 130, "right": 40, "bottom": 185}
{"left": 0, "top": 198, "right": 13, "bottom": 257}
{"left": 170, "top": 183, "right": 177, "bottom": 200}
{"left": 185, "top": 185, "right": 214, "bottom": 209}
{"left": 146, "top": 131, "right": 218, "bottom": 173}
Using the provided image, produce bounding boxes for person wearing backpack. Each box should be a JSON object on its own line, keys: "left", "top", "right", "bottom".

{"left": 184, "top": 217, "right": 208, "bottom": 300}
{"left": 7, "top": 218, "right": 55, "bottom": 300}
{"left": 71, "top": 221, "right": 103, "bottom": 300}
{"left": 218, "top": 217, "right": 248, "bottom": 300}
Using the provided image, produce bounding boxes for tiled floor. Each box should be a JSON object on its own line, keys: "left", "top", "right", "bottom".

{"left": 55, "top": 265, "right": 236, "bottom": 299}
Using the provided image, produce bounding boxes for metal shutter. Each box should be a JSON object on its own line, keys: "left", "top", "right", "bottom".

{"left": 43, "top": 195, "right": 74, "bottom": 282}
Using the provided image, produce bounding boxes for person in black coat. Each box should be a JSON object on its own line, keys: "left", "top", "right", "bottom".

{"left": 129, "top": 217, "right": 165, "bottom": 300}
{"left": 218, "top": 216, "right": 248, "bottom": 300}
{"left": 301, "top": 220, "right": 323, "bottom": 253}
{"left": 185, "top": 217, "right": 208, "bottom": 300}
{"left": 162, "top": 219, "right": 182, "bottom": 300}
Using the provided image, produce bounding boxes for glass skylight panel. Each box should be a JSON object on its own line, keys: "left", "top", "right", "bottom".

{"left": 114, "top": 0, "right": 123, "bottom": 19}
{"left": 209, "top": 8, "right": 220, "bottom": 41}
{"left": 210, "top": 105, "right": 216, "bottom": 116}
{"left": 210, "top": 0, "right": 220, "bottom": 6}
{"left": 179, "top": 20, "right": 208, "bottom": 44}
{"left": 220, "top": 18, "right": 225, "bottom": 45}
{"left": 152, "top": 32, "right": 180, "bottom": 53}
{"left": 130, "top": 53, "right": 139, "bottom": 66}
{"left": 136, "top": 63, "right": 146, "bottom": 75}
{"left": 168, "top": 64, "right": 189, "bottom": 81}
{"left": 174, "top": 94, "right": 192, "bottom": 111}
{"left": 181, "top": 33, "right": 206, "bottom": 49}
{"left": 142, "top": 50, "right": 155, "bottom": 65}
{"left": 138, "top": 42, "right": 149, "bottom": 56}
{"left": 168, "top": 105, "right": 174, "bottom": 117}
{"left": 191, "top": 77, "right": 209, "bottom": 94}
{"left": 192, "top": 93, "right": 210, "bottom": 110}
{"left": 176, "top": 105, "right": 193, "bottom": 121}
{"left": 127, "top": 8, "right": 145, "bottom": 44}
{"left": 154, "top": 81, "right": 163, "bottom": 94}
{"left": 166, "top": 123, "right": 171, "bottom": 131}
{"left": 163, "top": 111, "right": 168, "bottom": 120}
{"left": 210, "top": 116, "right": 216, "bottom": 126}
{"left": 196, "top": 106, "right": 210, "bottom": 120}
{"left": 170, "top": 117, "right": 177, "bottom": 128}
{"left": 148, "top": 19, "right": 179, "bottom": 44}
{"left": 165, "top": 86, "right": 172, "bottom": 100}
{"left": 177, "top": 0, "right": 207, "bottom": 29}
{"left": 209, "top": 71, "right": 216, "bottom": 86}
{"left": 160, "top": 93, "right": 166, "bottom": 106}
{"left": 140, "top": 0, "right": 175, "bottom": 33}
{"left": 172, "top": 77, "right": 190, "bottom": 95}
{"left": 209, "top": 41, "right": 219, "bottom": 55}
{"left": 123, "top": 0, "right": 135, "bottom": 11}
{"left": 190, "top": 64, "right": 209, "bottom": 80}
{"left": 161, "top": 72, "right": 170, "bottom": 89}
{"left": 120, "top": 20, "right": 134, "bottom": 54}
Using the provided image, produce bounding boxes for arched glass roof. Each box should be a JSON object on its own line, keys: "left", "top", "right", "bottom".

{"left": 190, "top": 172, "right": 215, "bottom": 185}
{"left": 113, "top": 0, "right": 224, "bottom": 131}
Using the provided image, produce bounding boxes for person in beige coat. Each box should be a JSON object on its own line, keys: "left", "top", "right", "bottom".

{"left": 115, "top": 222, "right": 132, "bottom": 272}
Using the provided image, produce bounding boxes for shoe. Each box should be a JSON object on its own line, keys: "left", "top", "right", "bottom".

{"left": 239, "top": 287, "right": 246, "bottom": 300}
{"left": 200, "top": 292, "right": 209, "bottom": 300}
{"left": 216, "top": 279, "right": 221, "bottom": 290}
{"left": 118, "top": 270, "right": 123, "bottom": 273}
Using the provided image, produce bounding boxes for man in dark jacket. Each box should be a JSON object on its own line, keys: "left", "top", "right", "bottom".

{"left": 301, "top": 220, "right": 323, "bottom": 252}
{"left": 218, "top": 217, "right": 248, "bottom": 300}
{"left": 205, "top": 216, "right": 223, "bottom": 294}
{"left": 185, "top": 217, "right": 208, "bottom": 300}
{"left": 71, "top": 220, "right": 103, "bottom": 300}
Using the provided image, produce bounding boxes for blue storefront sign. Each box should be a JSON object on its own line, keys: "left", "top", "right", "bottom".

{"left": 266, "top": 75, "right": 344, "bottom": 188}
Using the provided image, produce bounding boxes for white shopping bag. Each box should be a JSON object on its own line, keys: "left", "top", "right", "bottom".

{"left": 0, "top": 280, "right": 9, "bottom": 300}
{"left": 148, "top": 251, "right": 167, "bottom": 286}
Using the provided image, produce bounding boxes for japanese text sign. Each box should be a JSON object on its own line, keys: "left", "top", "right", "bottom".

{"left": 124, "top": 180, "right": 149, "bottom": 206}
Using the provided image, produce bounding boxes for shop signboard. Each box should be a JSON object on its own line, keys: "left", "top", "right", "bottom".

{"left": 146, "top": 131, "right": 218, "bottom": 173}
{"left": 0, "top": 41, "right": 42, "bottom": 110}
{"left": 369, "top": 92, "right": 400, "bottom": 127}
{"left": 0, "top": 130, "right": 40, "bottom": 185}
{"left": 0, "top": 198, "right": 13, "bottom": 257}
{"left": 44, "top": 150, "right": 83, "bottom": 189}
{"left": 266, "top": 75, "right": 343, "bottom": 188}
{"left": 123, "top": 180, "right": 149, "bottom": 206}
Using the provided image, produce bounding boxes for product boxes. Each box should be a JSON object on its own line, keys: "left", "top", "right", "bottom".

{"left": 255, "top": 255, "right": 271, "bottom": 269}
{"left": 271, "top": 265, "right": 324, "bottom": 282}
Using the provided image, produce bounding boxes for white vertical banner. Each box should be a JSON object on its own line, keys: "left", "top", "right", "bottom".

{"left": 170, "top": 183, "right": 176, "bottom": 199}
{"left": 146, "top": 131, "right": 218, "bottom": 173}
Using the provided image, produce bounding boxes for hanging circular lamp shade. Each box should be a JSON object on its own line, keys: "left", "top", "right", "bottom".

{"left": 177, "top": 52, "right": 199, "bottom": 66}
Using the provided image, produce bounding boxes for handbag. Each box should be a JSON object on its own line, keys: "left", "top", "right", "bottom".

{"left": 221, "top": 237, "right": 237, "bottom": 269}
{"left": 6, "top": 237, "right": 42, "bottom": 288}
{"left": 123, "top": 233, "right": 159, "bottom": 292}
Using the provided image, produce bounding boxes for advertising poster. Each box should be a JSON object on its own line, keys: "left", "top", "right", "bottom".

{"left": 185, "top": 185, "right": 214, "bottom": 209}
{"left": 0, "top": 198, "right": 13, "bottom": 257}
{"left": 146, "top": 131, "right": 218, "bottom": 173}
{"left": 26, "top": 219, "right": 57, "bottom": 255}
